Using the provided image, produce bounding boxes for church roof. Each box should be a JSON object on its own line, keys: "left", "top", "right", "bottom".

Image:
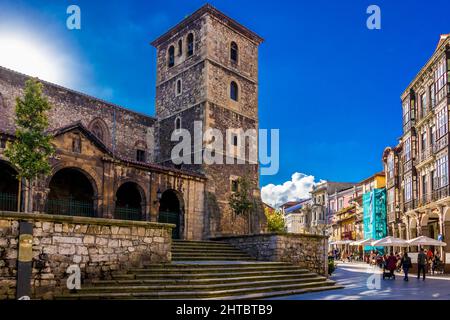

{"left": 0, "top": 65, "right": 157, "bottom": 123}
{"left": 45, "top": 122, "right": 206, "bottom": 180}
{"left": 151, "top": 4, "right": 264, "bottom": 47}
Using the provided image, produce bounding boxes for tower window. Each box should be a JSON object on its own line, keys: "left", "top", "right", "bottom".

{"left": 175, "top": 117, "right": 182, "bottom": 131}
{"left": 230, "top": 81, "right": 239, "bottom": 101}
{"left": 168, "top": 46, "right": 175, "bottom": 68}
{"left": 176, "top": 79, "right": 182, "bottom": 96}
{"left": 231, "top": 179, "right": 239, "bottom": 192}
{"left": 230, "top": 42, "right": 238, "bottom": 63}
{"left": 178, "top": 39, "right": 183, "bottom": 56}
{"left": 187, "top": 33, "right": 194, "bottom": 57}
{"left": 136, "top": 149, "right": 146, "bottom": 162}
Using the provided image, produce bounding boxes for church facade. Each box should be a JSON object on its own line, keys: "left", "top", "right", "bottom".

{"left": 0, "top": 4, "right": 267, "bottom": 240}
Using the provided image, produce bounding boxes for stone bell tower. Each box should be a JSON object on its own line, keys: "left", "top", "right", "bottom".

{"left": 152, "top": 4, "right": 267, "bottom": 238}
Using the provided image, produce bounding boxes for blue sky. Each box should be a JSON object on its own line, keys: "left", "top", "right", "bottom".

{"left": 1, "top": 0, "right": 449, "bottom": 205}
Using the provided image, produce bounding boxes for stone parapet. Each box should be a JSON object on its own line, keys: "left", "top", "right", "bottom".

{"left": 213, "top": 233, "right": 328, "bottom": 276}
{"left": 0, "top": 211, "right": 173, "bottom": 299}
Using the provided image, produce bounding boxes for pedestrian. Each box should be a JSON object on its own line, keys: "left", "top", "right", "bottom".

{"left": 427, "top": 248, "right": 434, "bottom": 261}
{"left": 386, "top": 251, "right": 397, "bottom": 278}
{"left": 432, "top": 253, "right": 441, "bottom": 274}
{"left": 417, "top": 248, "right": 427, "bottom": 280}
{"left": 401, "top": 252, "right": 412, "bottom": 281}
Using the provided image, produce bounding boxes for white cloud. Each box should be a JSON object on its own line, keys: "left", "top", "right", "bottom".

{"left": 261, "top": 172, "right": 324, "bottom": 208}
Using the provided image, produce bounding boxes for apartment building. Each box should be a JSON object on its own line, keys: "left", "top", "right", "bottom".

{"left": 382, "top": 34, "right": 450, "bottom": 268}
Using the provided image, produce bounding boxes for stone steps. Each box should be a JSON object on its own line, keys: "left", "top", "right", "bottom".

{"left": 171, "top": 240, "right": 254, "bottom": 261}
{"left": 57, "top": 240, "right": 342, "bottom": 300}
{"left": 79, "top": 276, "right": 327, "bottom": 293}
{"left": 113, "top": 269, "right": 313, "bottom": 281}
{"left": 125, "top": 265, "right": 307, "bottom": 274}
{"left": 56, "top": 280, "right": 338, "bottom": 300}
{"left": 89, "top": 272, "right": 319, "bottom": 286}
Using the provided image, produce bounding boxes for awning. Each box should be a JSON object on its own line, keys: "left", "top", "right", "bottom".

{"left": 350, "top": 238, "right": 376, "bottom": 246}
{"left": 371, "top": 236, "right": 409, "bottom": 247}
{"left": 329, "top": 240, "right": 354, "bottom": 245}
{"left": 407, "top": 236, "right": 447, "bottom": 247}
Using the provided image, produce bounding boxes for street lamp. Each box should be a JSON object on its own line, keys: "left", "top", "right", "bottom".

{"left": 156, "top": 188, "right": 162, "bottom": 202}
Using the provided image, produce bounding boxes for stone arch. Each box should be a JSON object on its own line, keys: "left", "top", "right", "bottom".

{"left": 46, "top": 166, "right": 99, "bottom": 217}
{"left": 158, "top": 189, "right": 185, "bottom": 239}
{"left": 444, "top": 206, "right": 450, "bottom": 222}
{"left": 0, "top": 160, "right": 19, "bottom": 211}
{"left": 114, "top": 181, "right": 147, "bottom": 221}
{"left": 421, "top": 211, "right": 440, "bottom": 239}
{"left": 88, "top": 118, "right": 109, "bottom": 144}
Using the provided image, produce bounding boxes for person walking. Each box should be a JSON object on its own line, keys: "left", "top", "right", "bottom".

{"left": 432, "top": 253, "right": 441, "bottom": 274}
{"left": 386, "top": 252, "right": 397, "bottom": 278}
{"left": 417, "top": 248, "right": 427, "bottom": 280}
{"left": 401, "top": 252, "right": 412, "bottom": 281}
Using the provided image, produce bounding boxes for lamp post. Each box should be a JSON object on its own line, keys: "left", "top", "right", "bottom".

{"left": 156, "top": 188, "right": 162, "bottom": 203}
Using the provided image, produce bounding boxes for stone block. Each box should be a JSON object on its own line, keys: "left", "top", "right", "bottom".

{"left": 58, "top": 244, "right": 76, "bottom": 255}
{"left": 53, "top": 236, "right": 82, "bottom": 244}
{"left": 83, "top": 235, "right": 95, "bottom": 244}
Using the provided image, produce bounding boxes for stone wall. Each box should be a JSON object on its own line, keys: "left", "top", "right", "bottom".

{"left": 0, "top": 211, "right": 173, "bottom": 299}
{"left": 0, "top": 66, "right": 156, "bottom": 163}
{"left": 214, "top": 233, "right": 328, "bottom": 276}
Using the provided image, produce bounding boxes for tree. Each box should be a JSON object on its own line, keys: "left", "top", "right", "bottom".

{"left": 264, "top": 207, "right": 285, "bottom": 233}
{"left": 5, "top": 79, "right": 54, "bottom": 212}
{"left": 228, "top": 176, "right": 254, "bottom": 233}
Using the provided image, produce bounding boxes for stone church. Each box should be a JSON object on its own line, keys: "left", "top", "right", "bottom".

{"left": 0, "top": 4, "right": 267, "bottom": 239}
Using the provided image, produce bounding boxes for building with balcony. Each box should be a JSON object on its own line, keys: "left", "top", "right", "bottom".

{"left": 311, "top": 181, "right": 355, "bottom": 236}
{"left": 382, "top": 34, "right": 450, "bottom": 268}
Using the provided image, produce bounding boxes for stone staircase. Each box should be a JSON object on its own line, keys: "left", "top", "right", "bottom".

{"left": 55, "top": 240, "right": 343, "bottom": 300}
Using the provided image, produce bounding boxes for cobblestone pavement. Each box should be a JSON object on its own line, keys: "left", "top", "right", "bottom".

{"left": 269, "top": 262, "right": 450, "bottom": 300}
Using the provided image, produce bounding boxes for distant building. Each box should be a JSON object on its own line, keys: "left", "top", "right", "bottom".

{"left": 284, "top": 199, "right": 312, "bottom": 234}
{"left": 311, "top": 181, "right": 355, "bottom": 236}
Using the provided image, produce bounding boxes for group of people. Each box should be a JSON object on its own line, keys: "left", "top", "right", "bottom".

{"left": 368, "top": 248, "right": 442, "bottom": 281}
{"left": 330, "top": 248, "right": 362, "bottom": 262}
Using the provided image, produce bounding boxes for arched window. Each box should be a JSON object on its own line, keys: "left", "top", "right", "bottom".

{"left": 230, "top": 81, "right": 239, "bottom": 101}
{"left": 230, "top": 42, "right": 238, "bottom": 63}
{"left": 168, "top": 45, "right": 175, "bottom": 67}
{"left": 178, "top": 39, "right": 183, "bottom": 56}
{"left": 175, "top": 117, "right": 182, "bottom": 131}
{"left": 187, "top": 33, "right": 194, "bottom": 57}
{"left": 176, "top": 79, "right": 182, "bottom": 96}
{"left": 91, "top": 122, "right": 104, "bottom": 142}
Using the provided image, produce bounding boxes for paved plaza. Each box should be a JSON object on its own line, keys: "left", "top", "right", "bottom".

{"left": 270, "top": 262, "right": 450, "bottom": 300}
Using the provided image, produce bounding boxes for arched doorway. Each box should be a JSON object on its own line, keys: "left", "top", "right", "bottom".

{"left": 158, "top": 190, "right": 182, "bottom": 239}
{"left": 114, "top": 182, "right": 145, "bottom": 221}
{"left": 421, "top": 212, "right": 440, "bottom": 239}
{"left": 46, "top": 168, "right": 96, "bottom": 217}
{"left": 421, "top": 211, "right": 440, "bottom": 255}
{"left": 0, "top": 161, "right": 19, "bottom": 211}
